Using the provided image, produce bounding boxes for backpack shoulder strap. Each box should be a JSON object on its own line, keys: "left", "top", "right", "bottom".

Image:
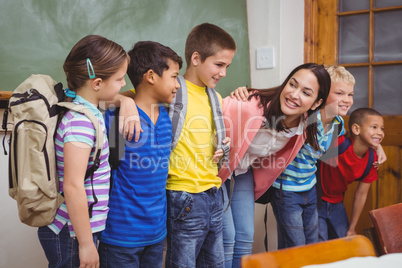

{"left": 57, "top": 101, "right": 104, "bottom": 217}
{"left": 357, "top": 148, "right": 375, "bottom": 181}
{"left": 57, "top": 102, "right": 104, "bottom": 172}
{"left": 57, "top": 102, "right": 104, "bottom": 151}
{"left": 106, "top": 107, "right": 126, "bottom": 171}
{"left": 338, "top": 136, "right": 352, "bottom": 154}
{"left": 169, "top": 75, "right": 187, "bottom": 151}
{"left": 205, "top": 86, "right": 229, "bottom": 166}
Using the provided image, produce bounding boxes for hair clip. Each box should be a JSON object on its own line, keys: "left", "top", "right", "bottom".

{"left": 86, "top": 58, "right": 96, "bottom": 79}
{"left": 64, "top": 88, "right": 76, "bottom": 98}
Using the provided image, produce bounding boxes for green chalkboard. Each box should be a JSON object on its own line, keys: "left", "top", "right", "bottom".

{"left": 0, "top": 0, "right": 250, "bottom": 97}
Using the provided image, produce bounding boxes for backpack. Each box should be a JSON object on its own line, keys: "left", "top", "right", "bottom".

{"left": 2, "top": 74, "right": 104, "bottom": 227}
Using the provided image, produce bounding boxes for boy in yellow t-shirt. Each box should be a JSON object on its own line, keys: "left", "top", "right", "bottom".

{"left": 165, "top": 23, "right": 236, "bottom": 267}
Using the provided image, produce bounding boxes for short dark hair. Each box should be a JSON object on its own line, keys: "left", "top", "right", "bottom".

{"left": 127, "top": 41, "right": 183, "bottom": 88}
{"left": 184, "top": 23, "right": 236, "bottom": 66}
{"left": 349, "top": 108, "right": 382, "bottom": 130}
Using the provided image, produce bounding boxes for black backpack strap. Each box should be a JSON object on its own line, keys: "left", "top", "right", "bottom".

{"left": 106, "top": 107, "right": 127, "bottom": 195}
{"left": 264, "top": 206, "right": 269, "bottom": 251}
{"left": 356, "top": 148, "right": 374, "bottom": 181}
{"left": 107, "top": 107, "right": 126, "bottom": 171}
{"left": 86, "top": 149, "right": 101, "bottom": 217}
{"left": 2, "top": 108, "right": 9, "bottom": 155}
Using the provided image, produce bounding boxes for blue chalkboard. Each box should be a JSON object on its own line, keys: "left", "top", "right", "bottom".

{"left": 0, "top": 0, "right": 250, "bottom": 97}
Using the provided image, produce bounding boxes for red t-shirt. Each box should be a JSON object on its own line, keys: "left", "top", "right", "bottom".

{"left": 320, "top": 135, "right": 378, "bottom": 203}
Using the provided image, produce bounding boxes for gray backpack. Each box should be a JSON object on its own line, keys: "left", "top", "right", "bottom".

{"left": 2, "top": 74, "right": 104, "bottom": 227}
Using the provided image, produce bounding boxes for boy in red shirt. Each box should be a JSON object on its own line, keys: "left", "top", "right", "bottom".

{"left": 318, "top": 108, "right": 384, "bottom": 240}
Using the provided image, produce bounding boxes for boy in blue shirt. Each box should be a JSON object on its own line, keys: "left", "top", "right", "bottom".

{"left": 99, "top": 41, "right": 182, "bottom": 267}
{"left": 108, "top": 23, "right": 235, "bottom": 267}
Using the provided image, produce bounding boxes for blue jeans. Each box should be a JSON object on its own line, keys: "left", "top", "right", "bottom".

{"left": 222, "top": 169, "right": 254, "bottom": 268}
{"left": 165, "top": 187, "right": 224, "bottom": 268}
{"left": 318, "top": 200, "right": 349, "bottom": 241}
{"left": 271, "top": 187, "right": 318, "bottom": 249}
{"left": 38, "top": 224, "right": 100, "bottom": 268}
{"left": 98, "top": 239, "right": 164, "bottom": 268}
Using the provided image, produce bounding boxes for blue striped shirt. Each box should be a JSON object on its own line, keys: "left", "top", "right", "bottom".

{"left": 50, "top": 95, "right": 110, "bottom": 236}
{"left": 272, "top": 111, "right": 344, "bottom": 192}
{"left": 101, "top": 105, "right": 172, "bottom": 247}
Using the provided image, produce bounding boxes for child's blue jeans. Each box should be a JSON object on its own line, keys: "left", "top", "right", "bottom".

{"left": 38, "top": 224, "right": 100, "bottom": 268}
{"left": 271, "top": 187, "right": 319, "bottom": 249}
{"left": 165, "top": 187, "right": 225, "bottom": 268}
{"left": 98, "top": 239, "right": 164, "bottom": 268}
{"left": 318, "top": 200, "right": 349, "bottom": 241}
{"left": 222, "top": 169, "right": 254, "bottom": 268}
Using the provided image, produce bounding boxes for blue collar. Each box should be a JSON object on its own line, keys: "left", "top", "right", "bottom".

{"left": 73, "top": 95, "right": 101, "bottom": 117}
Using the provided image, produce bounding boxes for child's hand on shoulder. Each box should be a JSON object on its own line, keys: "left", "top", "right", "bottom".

{"left": 373, "top": 144, "right": 387, "bottom": 169}
{"left": 230, "top": 86, "right": 249, "bottom": 102}
{"left": 213, "top": 137, "right": 231, "bottom": 163}
{"left": 119, "top": 96, "right": 143, "bottom": 142}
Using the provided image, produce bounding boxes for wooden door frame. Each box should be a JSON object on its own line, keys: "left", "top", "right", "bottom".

{"left": 303, "top": 0, "right": 402, "bottom": 146}
{"left": 303, "top": 0, "right": 402, "bottom": 235}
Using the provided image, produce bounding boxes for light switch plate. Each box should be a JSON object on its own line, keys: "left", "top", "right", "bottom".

{"left": 256, "top": 47, "right": 275, "bottom": 69}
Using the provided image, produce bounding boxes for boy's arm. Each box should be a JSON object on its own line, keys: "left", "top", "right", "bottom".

{"left": 100, "top": 91, "right": 142, "bottom": 142}
{"left": 346, "top": 181, "right": 371, "bottom": 236}
{"left": 213, "top": 137, "right": 231, "bottom": 162}
{"left": 229, "top": 86, "right": 250, "bottom": 101}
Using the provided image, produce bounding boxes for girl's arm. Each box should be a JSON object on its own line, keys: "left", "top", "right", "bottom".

{"left": 63, "top": 141, "right": 99, "bottom": 268}
{"left": 100, "top": 91, "right": 142, "bottom": 142}
{"left": 346, "top": 181, "right": 371, "bottom": 236}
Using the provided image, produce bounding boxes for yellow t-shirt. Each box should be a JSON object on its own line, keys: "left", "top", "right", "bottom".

{"left": 166, "top": 79, "right": 222, "bottom": 193}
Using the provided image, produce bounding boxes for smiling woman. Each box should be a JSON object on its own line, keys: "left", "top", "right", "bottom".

{"left": 218, "top": 63, "right": 330, "bottom": 267}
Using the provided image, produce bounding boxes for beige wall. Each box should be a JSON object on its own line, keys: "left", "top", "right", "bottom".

{"left": 247, "top": 0, "right": 304, "bottom": 253}
{"left": 0, "top": 109, "right": 48, "bottom": 267}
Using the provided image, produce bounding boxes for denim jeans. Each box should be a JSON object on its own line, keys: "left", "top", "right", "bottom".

{"left": 222, "top": 169, "right": 254, "bottom": 268}
{"left": 98, "top": 239, "right": 164, "bottom": 268}
{"left": 38, "top": 224, "right": 100, "bottom": 268}
{"left": 318, "top": 200, "right": 349, "bottom": 241}
{"left": 165, "top": 187, "right": 225, "bottom": 268}
{"left": 271, "top": 187, "right": 318, "bottom": 249}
